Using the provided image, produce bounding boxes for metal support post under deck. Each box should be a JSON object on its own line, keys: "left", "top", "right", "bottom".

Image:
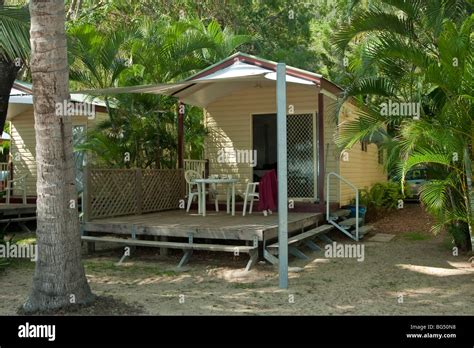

{"left": 244, "top": 235, "right": 259, "bottom": 271}
{"left": 304, "top": 240, "right": 321, "bottom": 251}
{"left": 178, "top": 232, "right": 194, "bottom": 268}
{"left": 288, "top": 246, "right": 309, "bottom": 260}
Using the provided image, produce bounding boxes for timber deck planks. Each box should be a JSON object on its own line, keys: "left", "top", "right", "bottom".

{"left": 83, "top": 210, "right": 323, "bottom": 242}
{"left": 0, "top": 204, "right": 36, "bottom": 216}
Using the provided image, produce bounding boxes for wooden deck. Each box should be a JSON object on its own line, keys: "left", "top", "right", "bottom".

{"left": 0, "top": 203, "right": 36, "bottom": 217}
{"left": 83, "top": 210, "right": 324, "bottom": 243}
{"left": 0, "top": 204, "right": 37, "bottom": 232}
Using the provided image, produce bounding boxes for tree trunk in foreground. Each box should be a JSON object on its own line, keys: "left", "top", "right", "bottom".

{"left": 0, "top": 58, "right": 19, "bottom": 133}
{"left": 464, "top": 147, "right": 474, "bottom": 251}
{"left": 23, "top": 0, "right": 94, "bottom": 312}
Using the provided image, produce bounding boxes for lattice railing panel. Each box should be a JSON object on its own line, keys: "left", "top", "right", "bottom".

{"left": 86, "top": 168, "right": 185, "bottom": 220}
{"left": 142, "top": 169, "right": 184, "bottom": 213}
{"left": 89, "top": 169, "right": 138, "bottom": 219}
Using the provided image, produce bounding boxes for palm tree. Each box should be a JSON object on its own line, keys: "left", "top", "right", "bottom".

{"left": 0, "top": 2, "right": 30, "bottom": 132}
{"left": 24, "top": 0, "right": 94, "bottom": 312}
{"left": 71, "top": 18, "right": 250, "bottom": 168}
{"left": 334, "top": 0, "right": 473, "bottom": 250}
{"left": 68, "top": 23, "right": 133, "bottom": 119}
{"left": 128, "top": 18, "right": 252, "bottom": 82}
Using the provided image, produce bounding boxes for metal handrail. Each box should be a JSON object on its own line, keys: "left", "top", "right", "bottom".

{"left": 5, "top": 173, "right": 28, "bottom": 205}
{"left": 326, "top": 172, "right": 360, "bottom": 241}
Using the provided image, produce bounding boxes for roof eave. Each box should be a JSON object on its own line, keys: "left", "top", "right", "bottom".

{"left": 185, "top": 52, "right": 340, "bottom": 91}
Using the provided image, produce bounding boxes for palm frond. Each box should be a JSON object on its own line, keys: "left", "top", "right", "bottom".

{"left": 341, "top": 76, "right": 397, "bottom": 99}
{"left": 0, "top": 5, "right": 30, "bottom": 62}
{"left": 335, "top": 106, "right": 388, "bottom": 150}
{"left": 419, "top": 178, "right": 453, "bottom": 213}
{"left": 333, "top": 7, "right": 415, "bottom": 51}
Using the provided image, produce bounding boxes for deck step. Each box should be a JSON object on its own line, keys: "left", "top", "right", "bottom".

{"left": 350, "top": 225, "right": 374, "bottom": 237}
{"left": 339, "top": 217, "right": 364, "bottom": 228}
{"left": 329, "top": 209, "right": 351, "bottom": 220}
{"left": 81, "top": 236, "right": 256, "bottom": 253}
{"left": 267, "top": 224, "right": 333, "bottom": 249}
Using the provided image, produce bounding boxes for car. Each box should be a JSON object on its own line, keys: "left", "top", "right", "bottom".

{"left": 405, "top": 167, "right": 428, "bottom": 199}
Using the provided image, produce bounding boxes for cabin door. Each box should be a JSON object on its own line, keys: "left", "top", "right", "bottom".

{"left": 252, "top": 113, "right": 317, "bottom": 201}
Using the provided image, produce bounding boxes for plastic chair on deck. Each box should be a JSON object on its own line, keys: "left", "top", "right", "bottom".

{"left": 242, "top": 182, "right": 259, "bottom": 216}
{"left": 184, "top": 170, "right": 218, "bottom": 213}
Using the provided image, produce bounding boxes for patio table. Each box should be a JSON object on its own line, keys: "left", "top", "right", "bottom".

{"left": 193, "top": 178, "right": 238, "bottom": 217}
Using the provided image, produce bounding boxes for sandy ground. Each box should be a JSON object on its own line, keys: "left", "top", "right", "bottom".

{"left": 1, "top": 204, "right": 473, "bottom": 315}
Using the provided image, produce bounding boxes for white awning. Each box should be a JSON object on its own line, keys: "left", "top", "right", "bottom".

{"left": 264, "top": 71, "right": 314, "bottom": 85}
{"left": 7, "top": 84, "right": 108, "bottom": 120}
{"left": 9, "top": 87, "right": 107, "bottom": 106}
{"left": 195, "top": 61, "right": 272, "bottom": 80}
{"left": 9, "top": 87, "right": 33, "bottom": 105}
{"left": 76, "top": 61, "right": 317, "bottom": 107}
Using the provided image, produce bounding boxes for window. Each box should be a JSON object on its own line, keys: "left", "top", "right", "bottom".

{"left": 361, "top": 141, "right": 368, "bottom": 152}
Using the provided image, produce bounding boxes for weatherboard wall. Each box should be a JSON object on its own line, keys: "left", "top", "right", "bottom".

{"left": 203, "top": 83, "right": 340, "bottom": 203}
{"left": 338, "top": 103, "right": 387, "bottom": 205}
{"left": 10, "top": 108, "right": 108, "bottom": 196}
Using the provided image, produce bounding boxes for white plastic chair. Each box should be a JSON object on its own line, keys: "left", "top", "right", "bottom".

{"left": 242, "top": 182, "right": 259, "bottom": 216}
{"left": 184, "top": 170, "right": 218, "bottom": 213}
{"left": 5, "top": 174, "right": 28, "bottom": 204}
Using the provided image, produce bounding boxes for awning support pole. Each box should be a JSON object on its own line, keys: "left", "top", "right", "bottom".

{"left": 178, "top": 101, "right": 184, "bottom": 169}
{"left": 317, "top": 92, "right": 325, "bottom": 207}
{"left": 277, "top": 63, "right": 288, "bottom": 289}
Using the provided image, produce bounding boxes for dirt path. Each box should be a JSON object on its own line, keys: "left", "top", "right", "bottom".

{"left": 1, "top": 204, "right": 473, "bottom": 315}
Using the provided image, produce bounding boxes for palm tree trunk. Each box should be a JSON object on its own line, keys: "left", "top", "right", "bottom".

{"left": 66, "top": 0, "right": 82, "bottom": 20}
{"left": 23, "top": 0, "right": 94, "bottom": 312}
{"left": 0, "top": 58, "right": 19, "bottom": 133}
{"left": 464, "top": 147, "right": 474, "bottom": 251}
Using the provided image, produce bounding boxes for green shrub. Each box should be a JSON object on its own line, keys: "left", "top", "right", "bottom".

{"left": 356, "top": 182, "right": 405, "bottom": 209}
{"left": 352, "top": 182, "right": 405, "bottom": 222}
{"left": 447, "top": 223, "right": 471, "bottom": 252}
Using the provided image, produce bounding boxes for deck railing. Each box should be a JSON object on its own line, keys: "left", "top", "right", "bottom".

{"left": 326, "top": 172, "right": 360, "bottom": 241}
{"left": 83, "top": 168, "right": 185, "bottom": 221}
